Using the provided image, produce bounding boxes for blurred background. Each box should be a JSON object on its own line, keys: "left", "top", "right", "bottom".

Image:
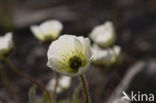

{"left": 0, "top": 0, "right": 156, "bottom": 103}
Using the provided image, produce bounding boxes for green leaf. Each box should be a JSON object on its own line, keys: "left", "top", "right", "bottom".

{"left": 28, "top": 85, "right": 36, "bottom": 103}
{"left": 58, "top": 100, "right": 66, "bottom": 103}
{"left": 43, "top": 92, "right": 49, "bottom": 103}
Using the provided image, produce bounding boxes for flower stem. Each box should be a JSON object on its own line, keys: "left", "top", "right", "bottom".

{"left": 0, "top": 63, "right": 21, "bottom": 103}
{"left": 4, "top": 58, "right": 52, "bottom": 103}
{"left": 51, "top": 72, "right": 59, "bottom": 103}
{"left": 80, "top": 74, "right": 91, "bottom": 103}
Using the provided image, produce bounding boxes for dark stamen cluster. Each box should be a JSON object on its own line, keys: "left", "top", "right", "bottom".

{"left": 69, "top": 56, "right": 82, "bottom": 71}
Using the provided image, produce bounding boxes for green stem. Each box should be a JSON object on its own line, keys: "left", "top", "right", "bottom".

{"left": 51, "top": 72, "right": 59, "bottom": 103}
{"left": 80, "top": 74, "right": 91, "bottom": 103}
{"left": 4, "top": 58, "right": 52, "bottom": 103}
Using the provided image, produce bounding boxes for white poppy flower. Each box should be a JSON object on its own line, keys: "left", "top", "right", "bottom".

{"left": 0, "top": 32, "right": 13, "bottom": 59}
{"left": 90, "top": 21, "right": 116, "bottom": 48}
{"left": 47, "top": 76, "right": 72, "bottom": 93}
{"left": 47, "top": 35, "right": 92, "bottom": 76}
{"left": 91, "top": 44, "right": 121, "bottom": 66}
{"left": 30, "top": 20, "right": 63, "bottom": 42}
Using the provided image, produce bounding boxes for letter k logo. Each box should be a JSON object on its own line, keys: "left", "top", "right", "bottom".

{"left": 121, "top": 91, "right": 130, "bottom": 101}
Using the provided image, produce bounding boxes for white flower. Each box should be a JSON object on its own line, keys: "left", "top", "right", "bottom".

{"left": 30, "top": 20, "right": 63, "bottom": 42}
{"left": 91, "top": 44, "right": 121, "bottom": 66}
{"left": 0, "top": 32, "right": 13, "bottom": 59}
{"left": 47, "top": 35, "right": 92, "bottom": 76}
{"left": 90, "top": 21, "right": 116, "bottom": 48}
{"left": 47, "top": 76, "right": 72, "bottom": 93}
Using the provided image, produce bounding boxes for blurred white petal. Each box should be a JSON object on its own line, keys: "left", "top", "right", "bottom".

{"left": 30, "top": 20, "right": 63, "bottom": 42}
{"left": 46, "top": 76, "right": 72, "bottom": 93}
{"left": 91, "top": 44, "right": 121, "bottom": 66}
{"left": 0, "top": 32, "right": 13, "bottom": 59}
{"left": 90, "top": 21, "right": 116, "bottom": 48}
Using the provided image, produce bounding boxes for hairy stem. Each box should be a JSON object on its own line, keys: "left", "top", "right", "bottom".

{"left": 80, "top": 74, "right": 91, "bottom": 103}
{"left": 4, "top": 58, "right": 52, "bottom": 103}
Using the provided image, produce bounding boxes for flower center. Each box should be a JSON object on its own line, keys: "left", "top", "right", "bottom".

{"left": 69, "top": 56, "right": 82, "bottom": 71}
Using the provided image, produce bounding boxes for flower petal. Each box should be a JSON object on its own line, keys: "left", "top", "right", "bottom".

{"left": 30, "top": 26, "right": 44, "bottom": 41}
{"left": 77, "top": 36, "right": 91, "bottom": 61}
{"left": 0, "top": 32, "right": 13, "bottom": 58}
{"left": 47, "top": 57, "right": 68, "bottom": 74}
{"left": 91, "top": 44, "right": 121, "bottom": 66}
{"left": 48, "top": 35, "right": 83, "bottom": 60}
{"left": 90, "top": 21, "right": 116, "bottom": 48}
{"left": 30, "top": 20, "right": 63, "bottom": 41}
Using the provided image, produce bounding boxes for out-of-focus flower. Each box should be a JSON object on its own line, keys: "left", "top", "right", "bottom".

{"left": 91, "top": 44, "right": 121, "bottom": 66}
{"left": 46, "top": 76, "right": 72, "bottom": 93}
{"left": 0, "top": 32, "right": 13, "bottom": 59}
{"left": 47, "top": 35, "right": 92, "bottom": 76}
{"left": 90, "top": 21, "right": 116, "bottom": 48}
{"left": 30, "top": 20, "right": 63, "bottom": 42}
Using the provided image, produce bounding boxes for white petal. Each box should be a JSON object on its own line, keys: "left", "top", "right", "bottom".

{"left": 46, "top": 76, "right": 71, "bottom": 93}
{"left": 76, "top": 62, "right": 90, "bottom": 76}
{"left": 90, "top": 21, "right": 116, "bottom": 48}
{"left": 47, "top": 35, "right": 83, "bottom": 60}
{"left": 30, "top": 26, "right": 44, "bottom": 41}
{"left": 30, "top": 20, "right": 63, "bottom": 41}
{"left": 91, "top": 44, "right": 121, "bottom": 66}
{"left": 39, "top": 20, "right": 63, "bottom": 36}
{"left": 113, "top": 45, "right": 121, "bottom": 56}
{"left": 47, "top": 57, "right": 68, "bottom": 74}
{"left": 77, "top": 36, "right": 91, "bottom": 61}
{"left": 59, "top": 76, "right": 71, "bottom": 88}
{"left": 0, "top": 32, "right": 13, "bottom": 58}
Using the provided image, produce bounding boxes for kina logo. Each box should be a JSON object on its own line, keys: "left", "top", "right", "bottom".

{"left": 121, "top": 91, "right": 155, "bottom": 102}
